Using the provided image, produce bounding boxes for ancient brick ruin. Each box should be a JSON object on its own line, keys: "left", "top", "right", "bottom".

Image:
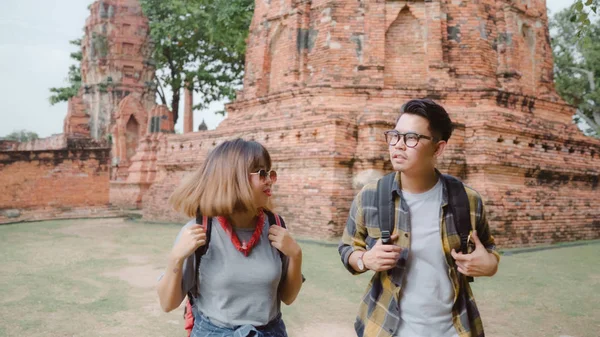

{"left": 79, "top": 0, "right": 166, "bottom": 172}
{"left": 0, "top": 145, "right": 113, "bottom": 223}
{"left": 142, "top": 0, "right": 600, "bottom": 247}
{"left": 2, "top": 0, "right": 598, "bottom": 247}
{"left": 1, "top": 0, "right": 174, "bottom": 222}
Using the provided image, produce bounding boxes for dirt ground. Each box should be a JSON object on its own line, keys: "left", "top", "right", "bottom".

{"left": 0, "top": 218, "right": 598, "bottom": 337}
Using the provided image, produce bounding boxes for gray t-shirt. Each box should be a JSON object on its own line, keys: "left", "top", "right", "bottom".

{"left": 396, "top": 179, "right": 458, "bottom": 337}
{"left": 176, "top": 217, "right": 284, "bottom": 328}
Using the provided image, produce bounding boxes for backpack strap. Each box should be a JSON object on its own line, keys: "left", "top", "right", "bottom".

{"left": 190, "top": 210, "right": 283, "bottom": 301}
{"left": 188, "top": 212, "right": 211, "bottom": 302}
{"left": 264, "top": 210, "right": 306, "bottom": 284}
{"left": 442, "top": 174, "right": 474, "bottom": 283}
{"left": 376, "top": 173, "right": 397, "bottom": 236}
{"left": 265, "top": 210, "right": 285, "bottom": 229}
{"left": 188, "top": 210, "right": 298, "bottom": 306}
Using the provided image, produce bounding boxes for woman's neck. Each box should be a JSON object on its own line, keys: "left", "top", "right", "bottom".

{"left": 228, "top": 210, "right": 257, "bottom": 229}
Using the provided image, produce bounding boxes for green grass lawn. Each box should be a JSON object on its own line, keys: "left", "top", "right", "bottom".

{"left": 0, "top": 218, "right": 598, "bottom": 337}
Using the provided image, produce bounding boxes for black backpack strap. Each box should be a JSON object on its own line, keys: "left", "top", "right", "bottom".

{"left": 442, "top": 174, "right": 474, "bottom": 283}
{"left": 264, "top": 210, "right": 306, "bottom": 283}
{"left": 188, "top": 212, "right": 211, "bottom": 302}
{"left": 265, "top": 210, "right": 286, "bottom": 229}
{"left": 376, "top": 173, "right": 397, "bottom": 235}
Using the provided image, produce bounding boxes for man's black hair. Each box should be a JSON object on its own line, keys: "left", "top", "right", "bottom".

{"left": 398, "top": 99, "right": 454, "bottom": 142}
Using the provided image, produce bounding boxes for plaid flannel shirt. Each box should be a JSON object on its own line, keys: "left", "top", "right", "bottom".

{"left": 338, "top": 172, "right": 500, "bottom": 337}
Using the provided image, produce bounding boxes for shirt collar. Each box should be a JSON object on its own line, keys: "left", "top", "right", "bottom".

{"left": 391, "top": 169, "right": 449, "bottom": 207}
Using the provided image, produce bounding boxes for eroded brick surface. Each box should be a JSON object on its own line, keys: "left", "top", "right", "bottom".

{"left": 141, "top": 0, "right": 600, "bottom": 247}
{"left": 0, "top": 148, "right": 111, "bottom": 214}
{"left": 2, "top": 0, "right": 598, "bottom": 247}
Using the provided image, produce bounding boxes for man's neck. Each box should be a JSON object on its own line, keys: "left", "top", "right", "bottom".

{"left": 228, "top": 210, "right": 257, "bottom": 229}
{"left": 400, "top": 168, "right": 438, "bottom": 194}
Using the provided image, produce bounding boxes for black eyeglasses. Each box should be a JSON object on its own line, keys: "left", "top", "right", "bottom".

{"left": 250, "top": 169, "right": 277, "bottom": 183}
{"left": 383, "top": 130, "right": 433, "bottom": 148}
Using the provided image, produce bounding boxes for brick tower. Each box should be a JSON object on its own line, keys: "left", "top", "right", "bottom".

{"left": 141, "top": 0, "right": 599, "bottom": 246}
{"left": 79, "top": 0, "right": 156, "bottom": 169}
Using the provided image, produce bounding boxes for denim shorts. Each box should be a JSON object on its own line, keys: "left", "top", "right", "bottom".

{"left": 191, "top": 312, "right": 288, "bottom": 337}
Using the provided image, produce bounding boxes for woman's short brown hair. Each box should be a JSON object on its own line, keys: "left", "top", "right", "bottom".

{"left": 169, "top": 138, "right": 272, "bottom": 218}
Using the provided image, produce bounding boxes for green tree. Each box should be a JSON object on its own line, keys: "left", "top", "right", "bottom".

{"left": 50, "top": 1, "right": 253, "bottom": 124}
{"left": 568, "top": 0, "right": 598, "bottom": 37}
{"left": 551, "top": 1, "right": 600, "bottom": 137}
{"left": 4, "top": 130, "right": 39, "bottom": 142}
{"left": 48, "top": 39, "right": 82, "bottom": 105}
{"left": 140, "top": 0, "right": 253, "bottom": 123}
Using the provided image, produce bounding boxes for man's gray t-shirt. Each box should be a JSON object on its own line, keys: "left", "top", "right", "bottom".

{"left": 176, "top": 217, "right": 284, "bottom": 328}
{"left": 396, "top": 179, "right": 458, "bottom": 337}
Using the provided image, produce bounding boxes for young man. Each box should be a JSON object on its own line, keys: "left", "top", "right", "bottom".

{"left": 339, "top": 99, "right": 500, "bottom": 337}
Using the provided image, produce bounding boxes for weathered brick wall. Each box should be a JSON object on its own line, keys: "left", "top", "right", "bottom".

{"left": 142, "top": 96, "right": 359, "bottom": 236}
{"left": 10, "top": 134, "right": 68, "bottom": 151}
{"left": 110, "top": 133, "right": 165, "bottom": 209}
{"left": 137, "top": 0, "right": 600, "bottom": 247}
{"left": 64, "top": 94, "right": 90, "bottom": 137}
{"left": 0, "top": 148, "right": 111, "bottom": 222}
{"left": 461, "top": 103, "right": 600, "bottom": 247}
{"left": 82, "top": 0, "right": 155, "bottom": 141}
{"left": 0, "top": 206, "right": 124, "bottom": 224}
{"left": 109, "top": 181, "right": 150, "bottom": 209}
{"left": 141, "top": 87, "right": 600, "bottom": 246}
{"left": 5, "top": 135, "right": 108, "bottom": 152}
{"left": 0, "top": 140, "right": 19, "bottom": 151}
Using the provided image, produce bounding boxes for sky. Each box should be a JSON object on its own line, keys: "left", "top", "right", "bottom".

{"left": 0, "top": 0, "right": 575, "bottom": 138}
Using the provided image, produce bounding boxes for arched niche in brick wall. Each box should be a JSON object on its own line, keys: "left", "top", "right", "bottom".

{"left": 519, "top": 23, "right": 537, "bottom": 91}
{"left": 265, "top": 23, "right": 289, "bottom": 94}
{"left": 125, "top": 115, "right": 140, "bottom": 162}
{"left": 496, "top": 7, "right": 547, "bottom": 96}
{"left": 112, "top": 95, "right": 148, "bottom": 167}
{"left": 384, "top": 5, "right": 427, "bottom": 88}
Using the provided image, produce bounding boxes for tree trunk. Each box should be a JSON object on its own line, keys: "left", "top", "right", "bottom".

{"left": 576, "top": 110, "right": 600, "bottom": 135}
{"left": 157, "top": 79, "right": 168, "bottom": 106}
{"left": 171, "top": 87, "right": 180, "bottom": 125}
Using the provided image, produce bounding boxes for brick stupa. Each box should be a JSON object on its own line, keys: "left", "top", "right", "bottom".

{"left": 137, "top": 0, "right": 599, "bottom": 247}
{"left": 65, "top": 0, "right": 174, "bottom": 207}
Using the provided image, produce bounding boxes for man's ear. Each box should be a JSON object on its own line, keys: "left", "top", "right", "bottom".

{"left": 434, "top": 140, "right": 447, "bottom": 158}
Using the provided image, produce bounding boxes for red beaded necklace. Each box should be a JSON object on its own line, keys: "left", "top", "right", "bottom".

{"left": 216, "top": 211, "right": 265, "bottom": 257}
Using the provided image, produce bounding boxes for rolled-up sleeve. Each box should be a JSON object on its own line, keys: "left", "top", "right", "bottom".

{"left": 476, "top": 196, "right": 500, "bottom": 262}
{"left": 338, "top": 191, "right": 368, "bottom": 275}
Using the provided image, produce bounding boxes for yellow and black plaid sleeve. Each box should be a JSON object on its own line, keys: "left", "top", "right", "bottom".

{"left": 338, "top": 188, "right": 369, "bottom": 275}
{"left": 466, "top": 187, "right": 500, "bottom": 262}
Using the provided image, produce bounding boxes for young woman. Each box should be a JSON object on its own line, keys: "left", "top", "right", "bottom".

{"left": 157, "top": 138, "right": 303, "bottom": 337}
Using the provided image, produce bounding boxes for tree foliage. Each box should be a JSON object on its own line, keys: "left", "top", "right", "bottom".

{"left": 551, "top": 0, "right": 600, "bottom": 137}
{"left": 140, "top": 0, "right": 253, "bottom": 123}
{"left": 568, "top": 0, "right": 598, "bottom": 37}
{"left": 48, "top": 39, "right": 82, "bottom": 105}
{"left": 3, "top": 130, "right": 40, "bottom": 142}
{"left": 50, "top": 1, "right": 254, "bottom": 124}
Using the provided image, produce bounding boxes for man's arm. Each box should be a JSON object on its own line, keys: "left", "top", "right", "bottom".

{"left": 475, "top": 198, "right": 501, "bottom": 263}
{"left": 451, "top": 195, "right": 499, "bottom": 277}
{"left": 339, "top": 188, "right": 404, "bottom": 273}
{"left": 338, "top": 192, "right": 369, "bottom": 274}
